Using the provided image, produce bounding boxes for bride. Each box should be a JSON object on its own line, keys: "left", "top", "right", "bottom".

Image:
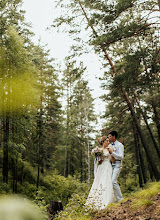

{"left": 85, "top": 136, "right": 116, "bottom": 210}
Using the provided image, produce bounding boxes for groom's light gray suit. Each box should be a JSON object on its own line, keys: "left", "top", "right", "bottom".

{"left": 111, "top": 140, "right": 124, "bottom": 202}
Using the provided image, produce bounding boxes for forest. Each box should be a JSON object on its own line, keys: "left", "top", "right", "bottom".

{"left": 0, "top": 0, "right": 160, "bottom": 219}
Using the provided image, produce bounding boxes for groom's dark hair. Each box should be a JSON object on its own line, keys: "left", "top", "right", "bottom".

{"left": 108, "top": 131, "right": 118, "bottom": 138}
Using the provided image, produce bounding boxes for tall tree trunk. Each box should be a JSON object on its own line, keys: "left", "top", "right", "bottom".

{"left": 0, "top": 119, "right": 2, "bottom": 170}
{"left": 123, "top": 89, "right": 160, "bottom": 180}
{"left": 152, "top": 102, "right": 160, "bottom": 144}
{"left": 64, "top": 133, "right": 69, "bottom": 177}
{"left": 158, "top": 0, "right": 160, "bottom": 10}
{"left": 133, "top": 123, "right": 143, "bottom": 187}
{"left": 12, "top": 158, "right": 15, "bottom": 193}
{"left": 36, "top": 107, "right": 42, "bottom": 192}
{"left": 14, "top": 157, "right": 18, "bottom": 193}
{"left": 80, "top": 128, "right": 83, "bottom": 182}
{"left": 80, "top": 146, "right": 83, "bottom": 182}
{"left": 64, "top": 151, "right": 69, "bottom": 177}
{"left": 87, "top": 136, "right": 90, "bottom": 187}
{"left": 20, "top": 165, "right": 24, "bottom": 184}
{"left": 69, "top": 140, "right": 74, "bottom": 176}
{"left": 134, "top": 94, "right": 160, "bottom": 159}
{"left": 148, "top": 162, "right": 154, "bottom": 181}
{"left": 83, "top": 142, "right": 87, "bottom": 182}
{"left": 85, "top": 111, "right": 90, "bottom": 187}
{"left": 37, "top": 113, "right": 42, "bottom": 192}
{"left": 37, "top": 65, "right": 44, "bottom": 191}
{"left": 64, "top": 78, "right": 70, "bottom": 177}
{"left": 78, "top": 0, "right": 160, "bottom": 180}
{"left": 37, "top": 155, "right": 40, "bottom": 192}
{"left": 137, "top": 135, "right": 147, "bottom": 184}
{"left": 3, "top": 116, "right": 9, "bottom": 183}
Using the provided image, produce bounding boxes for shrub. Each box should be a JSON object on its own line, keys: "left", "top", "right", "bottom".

{"left": 55, "top": 192, "right": 91, "bottom": 220}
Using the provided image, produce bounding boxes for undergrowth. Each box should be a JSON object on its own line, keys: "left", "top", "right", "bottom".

{"left": 54, "top": 181, "right": 160, "bottom": 219}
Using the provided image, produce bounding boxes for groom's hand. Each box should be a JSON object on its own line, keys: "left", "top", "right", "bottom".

{"left": 107, "top": 147, "right": 113, "bottom": 154}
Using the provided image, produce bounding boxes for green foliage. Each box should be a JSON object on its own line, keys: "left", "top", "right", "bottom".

{"left": 0, "top": 165, "right": 88, "bottom": 209}
{"left": 133, "top": 181, "right": 160, "bottom": 199}
{"left": 54, "top": 1, "right": 160, "bottom": 187}
{"left": 0, "top": 195, "right": 46, "bottom": 220}
{"left": 0, "top": 2, "right": 95, "bottom": 220}
{"left": 131, "top": 199, "right": 154, "bottom": 209}
{"left": 23, "top": 161, "right": 37, "bottom": 179}
{"left": 54, "top": 181, "right": 160, "bottom": 219}
{"left": 0, "top": 27, "right": 40, "bottom": 115}
{"left": 0, "top": 1, "right": 159, "bottom": 220}
{"left": 0, "top": 183, "right": 12, "bottom": 194}
{"left": 55, "top": 192, "right": 91, "bottom": 220}
{"left": 116, "top": 0, "right": 136, "bottom": 14}
{"left": 54, "top": 58, "right": 96, "bottom": 179}
{"left": 0, "top": 0, "right": 25, "bottom": 37}
{"left": 37, "top": 172, "right": 88, "bottom": 205}
{"left": 130, "top": 181, "right": 160, "bottom": 209}
{"left": 0, "top": 75, "right": 40, "bottom": 115}
{"left": 18, "top": 182, "right": 37, "bottom": 198}
{"left": 119, "top": 153, "right": 139, "bottom": 194}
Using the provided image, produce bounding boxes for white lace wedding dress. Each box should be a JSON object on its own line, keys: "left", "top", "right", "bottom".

{"left": 85, "top": 149, "right": 116, "bottom": 210}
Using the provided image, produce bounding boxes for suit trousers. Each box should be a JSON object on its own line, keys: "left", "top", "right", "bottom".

{"left": 112, "top": 162, "right": 123, "bottom": 202}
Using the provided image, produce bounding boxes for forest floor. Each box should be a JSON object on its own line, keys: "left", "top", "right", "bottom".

{"left": 91, "top": 191, "right": 160, "bottom": 220}
{"left": 54, "top": 182, "right": 160, "bottom": 220}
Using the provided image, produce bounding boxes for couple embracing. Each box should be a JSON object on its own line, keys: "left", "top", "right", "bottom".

{"left": 86, "top": 131, "right": 124, "bottom": 210}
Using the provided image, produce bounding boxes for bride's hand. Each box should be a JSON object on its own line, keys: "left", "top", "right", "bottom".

{"left": 107, "top": 147, "right": 113, "bottom": 154}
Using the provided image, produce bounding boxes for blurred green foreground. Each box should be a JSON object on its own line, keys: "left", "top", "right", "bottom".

{"left": 0, "top": 195, "right": 44, "bottom": 220}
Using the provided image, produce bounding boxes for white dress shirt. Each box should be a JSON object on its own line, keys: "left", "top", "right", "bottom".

{"left": 111, "top": 140, "right": 124, "bottom": 161}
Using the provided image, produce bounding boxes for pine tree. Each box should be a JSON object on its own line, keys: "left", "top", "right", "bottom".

{"left": 53, "top": 0, "right": 160, "bottom": 181}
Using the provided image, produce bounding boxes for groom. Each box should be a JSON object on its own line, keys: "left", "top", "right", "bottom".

{"left": 108, "top": 131, "right": 124, "bottom": 202}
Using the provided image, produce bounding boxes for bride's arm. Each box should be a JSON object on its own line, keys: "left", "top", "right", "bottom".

{"left": 109, "top": 154, "right": 115, "bottom": 163}
{"left": 107, "top": 144, "right": 115, "bottom": 163}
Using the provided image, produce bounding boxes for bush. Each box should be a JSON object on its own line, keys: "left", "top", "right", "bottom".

{"left": 0, "top": 183, "right": 11, "bottom": 194}
{"left": 17, "top": 181, "right": 37, "bottom": 199}
{"left": 38, "top": 172, "right": 88, "bottom": 205}
{"left": 55, "top": 192, "right": 91, "bottom": 220}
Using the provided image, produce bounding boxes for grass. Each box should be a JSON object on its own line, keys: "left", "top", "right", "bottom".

{"left": 131, "top": 198, "right": 154, "bottom": 209}
{"left": 55, "top": 213, "right": 91, "bottom": 220}
{"left": 107, "top": 182, "right": 160, "bottom": 211}
{"left": 133, "top": 182, "right": 160, "bottom": 199}
{"left": 55, "top": 181, "right": 160, "bottom": 219}
{"left": 63, "top": 217, "right": 91, "bottom": 220}
{"left": 107, "top": 202, "right": 119, "bottom": 209}
{"left": 129, "top": 181, "right": 160, "bottom": 209}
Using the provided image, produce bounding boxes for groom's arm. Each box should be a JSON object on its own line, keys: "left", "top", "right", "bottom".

{"left": 110, "top": 143, "right": 124, "bottom": 160}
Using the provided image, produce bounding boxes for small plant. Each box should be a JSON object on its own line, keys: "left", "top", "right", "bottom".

{"left": 55, "top": 192, "right": 92, "bottom": 220}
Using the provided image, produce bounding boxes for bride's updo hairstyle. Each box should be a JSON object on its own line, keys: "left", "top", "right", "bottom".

{"left": 98, "top": 136, "right": 108, "bottom": 145}
{"left": 98, "top": 137, "right": 103, "bottom": 146}
{"left": 102, "top": 136, "right": 110, "bottom": 149}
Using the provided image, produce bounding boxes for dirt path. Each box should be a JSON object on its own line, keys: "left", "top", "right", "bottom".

{"left": 91, "top": 193, "right": 160, "bottom": 220}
